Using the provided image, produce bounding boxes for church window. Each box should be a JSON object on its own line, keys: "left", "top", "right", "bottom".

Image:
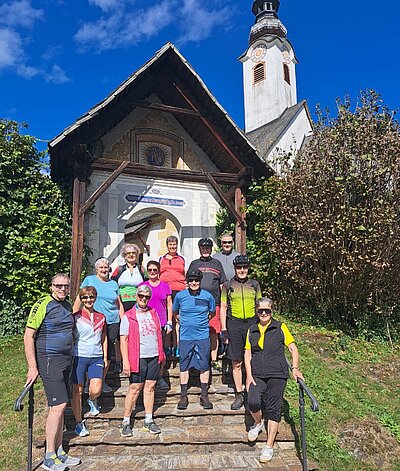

{"left": 253, "top": 62, "right": 266, "bottom": 84}
{"left": 283, "top": 63, "right": 291, "bottom": 85}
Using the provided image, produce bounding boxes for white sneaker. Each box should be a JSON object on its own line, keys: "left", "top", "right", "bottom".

{"left": 102, "top": 382, "right": 112, "bottom": 393}
{"left": 247, "top": 419, "right": 264, "bottom": 442}
{"left": 259, "top": 445, "right": 274, "bottom": 463}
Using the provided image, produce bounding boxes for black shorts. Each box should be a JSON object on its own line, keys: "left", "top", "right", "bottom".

{"left": 106, "top": 322, "right": 120, "bottom": 360}
{"left": 226, "top": 316, "right": 257, "bottom": 361}
{"left": 247, "top": 377, "right": 287, "bottom": 422}
{"left": 37, "top": 354, "right": 72, "bottom": 406}
{"left": 129, "top": 356, "right": 160, "bottom": 383}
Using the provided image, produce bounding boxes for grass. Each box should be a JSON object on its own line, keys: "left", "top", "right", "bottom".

{"left": 0, "top": 326, "right": 399, "bottom": 471}
{"left": 0, "top": 336, "right": 47, "bottom": 471}
{"left": 278, "top": 316, "right": 400, "bottom": 471}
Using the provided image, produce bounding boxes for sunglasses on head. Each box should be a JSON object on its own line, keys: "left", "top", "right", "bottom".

{"left": 137, "top": 294, "right": 151, "bottom": 300}
{"left": 53, "top": 284, "right": 70, "bottom": 289}
{"left": 257, "top": 308, "right": 272, "bottom": 316}
{"left": 81, "top": 295, "right": 96, "bottom": 301}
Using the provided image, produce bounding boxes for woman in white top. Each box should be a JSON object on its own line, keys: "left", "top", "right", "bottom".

{"left": 111, "top": 243, "right": 145, "bottom": 311}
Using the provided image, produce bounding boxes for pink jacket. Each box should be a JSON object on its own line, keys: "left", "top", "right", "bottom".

{"left": 124, "top": 306, "right": 166, "bottom": 373}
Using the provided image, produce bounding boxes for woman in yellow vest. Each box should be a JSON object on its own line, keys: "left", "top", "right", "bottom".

{"left": 244, "top": 297, "right": 304, "bottom": 463}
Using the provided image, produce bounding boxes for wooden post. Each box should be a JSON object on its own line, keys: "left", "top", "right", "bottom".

{"left": 235, "top": 187, "right": 247, "bottom": 254}
{"left": 70, "top": 175, "right": 86, "bottom": 301}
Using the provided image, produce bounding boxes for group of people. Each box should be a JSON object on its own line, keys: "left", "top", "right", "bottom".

{"left": 24, "top": 233, "right": 304, "bottom": 470}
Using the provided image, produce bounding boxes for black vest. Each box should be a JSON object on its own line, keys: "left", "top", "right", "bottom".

{"left": 248, "top": 318, "right": 289, "bottom": 379}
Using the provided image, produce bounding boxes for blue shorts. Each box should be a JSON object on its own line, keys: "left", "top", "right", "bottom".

{"left": 179, "top": 338, "right": 210, "bottom": 372}
{"left": 72, "top": 356, "right": 104, "bottom": 385}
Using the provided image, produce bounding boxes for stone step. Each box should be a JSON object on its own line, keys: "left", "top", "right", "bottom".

{"left": 64, "top": 405, "right": 296, "bottom": 442}
{"left": 35, "top": 445, "right": 317, "bottom": 470}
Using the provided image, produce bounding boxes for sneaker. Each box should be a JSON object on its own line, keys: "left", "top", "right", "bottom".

{"left": 75, "top": 420, "right": 89, "bottom": 437}
{"left": 199, "top": 395, "right": 213, "bottom": 409}
{"left": 113, "top": 361, "right": 122, "bottom": 374}
{"left": 102, "top": 382, "right": 113, "bottom": 393}
{"left": 259, "top": 445, "right": 274, "bottom": 463}
{"left": 230, "top": 393, "right": 244, "bottom": 410}
{"left": 87, "top": 398, "right": 101, "bottom": 416}
{"left": 177, "top": 395, "right": 188, "bottom": 410}
{"left": 42, "top": 454, "right": 67, "bottom": 471}
{"left": 142, "top": 420, "right": 161, "bottom": 434}
{"left": 58, "top": 450, "right": 81, "bottom": 466}
{"left": 248, "top": 419, "right": 264, "bottom": 442}
{"left": 120, "top": 422, "right": 133, "bottom": 437}
{"left": 157, "top": 377, "right": 169, "bottom": 390}
{"left": 211, "top": 361, "right": 222, "bottom": 372}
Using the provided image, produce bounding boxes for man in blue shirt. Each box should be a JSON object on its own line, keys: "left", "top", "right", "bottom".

{"left": 173, "top": 268, "right": 215, "bottom": 410}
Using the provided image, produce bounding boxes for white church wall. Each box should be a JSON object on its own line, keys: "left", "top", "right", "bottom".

{"left": 85, "top": 171, "right": 221, "bottom": 270}
{"left": 267, "top": 107, "right": 312, "bottom": 173}
{"left": 242, "top": 38, "right": 297, "bottom": 133}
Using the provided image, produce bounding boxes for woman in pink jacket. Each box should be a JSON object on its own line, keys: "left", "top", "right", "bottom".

{"left": 119, "top": 284, "right": 166, "bottom": 437}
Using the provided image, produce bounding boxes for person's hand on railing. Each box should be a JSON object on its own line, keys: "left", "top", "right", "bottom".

{"left": 246, "top": 374, "right": 256, "bottom": 392}
{"left": 25, "top": 366, "right": 38, "bottom": 387}
{"left": 292, "top": 367, "right": 304, "bottom": 383}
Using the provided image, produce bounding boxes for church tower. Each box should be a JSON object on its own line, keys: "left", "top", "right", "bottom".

{"left": 240, "top": 1, "right": 298, "bottom": 133}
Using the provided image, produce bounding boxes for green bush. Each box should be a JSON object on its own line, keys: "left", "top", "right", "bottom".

{"left": 0, "top": 120, "right": 72, "bottom": 335}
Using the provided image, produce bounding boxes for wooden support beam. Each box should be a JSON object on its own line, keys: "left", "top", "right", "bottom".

{"left": 172, "top": 82, "right": 245, "bottom": 171}
{"left": 79, "top": 160, "right": 129, "bottom": 216}
{"left": 132, "top": 101, "right": 202, "bottom": 118}
{"left": 70, "top": 176, "right": 86, "bottom": 300}
{"left": 204, "top": 172, "right": 244, "bottom": 226}
{"left": 235, "top": 187, "right": 247, "bottom": 255}
{"left": 91, "top": 159, "right": 239, "bottom": 185}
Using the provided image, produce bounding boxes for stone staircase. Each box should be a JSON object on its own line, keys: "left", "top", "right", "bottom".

{"left": 36, "top": 358, "right": 318, "bottom": 470}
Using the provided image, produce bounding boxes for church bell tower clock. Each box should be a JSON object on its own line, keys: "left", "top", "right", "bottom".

{"left": 240, "top": 0, "right": 298, "bottom": 133}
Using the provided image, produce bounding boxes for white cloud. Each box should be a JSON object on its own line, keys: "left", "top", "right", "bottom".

{"left": 88, "top": 0, "right": 128, "bottom": 12}
{"left": 44, "top": 64, "right": 70, "bottom": 84}
{"left": 0, "top": 27, "right": 23, "bottom": 69}
{"left": 0, "top": 1, "right": 69, "bottom": 84}
{"left": 75, "top": 0, "right": 232, "bottom": 51}
{"left": 0, "top": 0, "right": 43, "bottom": 28}
{"left": 177, "top": 0, "right": 230, "bottom": 45}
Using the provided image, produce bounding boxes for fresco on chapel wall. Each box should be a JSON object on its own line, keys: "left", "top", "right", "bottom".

{"left": 102, "top": 108, "right": 216, "bottom": 173}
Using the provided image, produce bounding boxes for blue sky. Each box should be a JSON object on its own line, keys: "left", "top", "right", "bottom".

{"left": 0, "top": 0, "right": 399, "bottom": 153}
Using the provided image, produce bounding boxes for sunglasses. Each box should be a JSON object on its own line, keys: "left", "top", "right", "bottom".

{"left": 125, "top": 252, "right": 137, "bottom": 256}
{"left": 81, "top": 295, "right": 96, "bottom": 301}
{"left": 187, "top": 278, "right": 200, "bottom": 282}
{"left": 137, "top": 294, "right": 151, "bottom": 300}
{"left": 257, "top": 308, "right": 272, "bottom": 316}
{"left": 52, "top": 284, "right": 70, "bottom": 290}
{"left": 222, "top": 241, "right": 233, "bottom": 245}
{"left": 147, "top": 268, "right": 159, "bottom": 273}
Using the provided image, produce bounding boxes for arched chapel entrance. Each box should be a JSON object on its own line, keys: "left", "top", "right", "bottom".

{"left": 123, "top": 208, "right": 181, "bottom": 265}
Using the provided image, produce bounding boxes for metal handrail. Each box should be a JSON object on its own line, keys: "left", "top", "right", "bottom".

{"left": 14, "top": 382, "right": 35, "bottom": 471}
{"left": 286, "top": 359, "right": 319, "bottom": 471}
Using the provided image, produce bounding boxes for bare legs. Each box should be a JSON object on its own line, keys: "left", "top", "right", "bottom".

{"left": 124, "top": 380, "right": 157, "bottom": 418}
{"left": 232, "top": 360, "right": 244, "bottom": 393}
{"left": 210, "top": 331, "right": 219, "bottom": 362}
{"left": 72, "top": 379, "right": 102, "bottom": 423}
{"left": 45, "top": 403, "right": 67, "bottom": 454}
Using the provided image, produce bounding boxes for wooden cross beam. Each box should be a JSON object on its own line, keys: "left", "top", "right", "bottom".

{"left": 132, "top": 101, "right": 202, "bottom": 118}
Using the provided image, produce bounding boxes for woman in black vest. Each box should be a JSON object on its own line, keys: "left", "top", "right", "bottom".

{"left": 244, "top": 297, "right": 304, "bottom": 463}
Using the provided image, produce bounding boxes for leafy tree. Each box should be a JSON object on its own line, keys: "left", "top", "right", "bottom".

{"left": 218, "top": 90, "right": 400, "bottom": 338}
{"left": 0, "top": 119, "right": 71, "bottom": 336}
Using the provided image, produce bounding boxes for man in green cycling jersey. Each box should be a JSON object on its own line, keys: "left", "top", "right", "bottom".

{"left": 220, "top": 255, "right": 262, "bottom": 410}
